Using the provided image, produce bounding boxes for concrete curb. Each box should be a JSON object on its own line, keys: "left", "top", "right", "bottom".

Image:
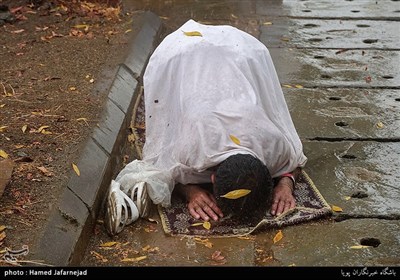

{"left": 33, "top": 11, "right": 163, "bottom": 266}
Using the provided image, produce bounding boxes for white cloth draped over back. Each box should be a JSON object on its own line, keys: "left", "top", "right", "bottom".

{"left": 113, "top": 19, "right": 307, "bottom": 208}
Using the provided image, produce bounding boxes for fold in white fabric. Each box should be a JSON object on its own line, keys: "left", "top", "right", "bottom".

{"left": 114, "top": 19, "right": 307, "bottom": 207}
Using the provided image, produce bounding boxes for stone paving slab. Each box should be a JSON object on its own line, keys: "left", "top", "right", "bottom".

{"left": 272, "top": 219, "right": 400, "bottom": 266}
{"left": 269, "top": 48, "right": 400, "bottom": 88}
{"left": 261, "top": 19, "right": 400, "bottom": 49}
{"left": 302, "top": 141, "right": 400, "bottom": 217}
{"left": 256, "top": 0, "right": 400, "bottom": 20}
{"left": 284, "top": 88, "right": 400, "bottom": 139}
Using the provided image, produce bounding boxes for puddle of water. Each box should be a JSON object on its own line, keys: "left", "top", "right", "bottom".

{"left": 122, "top": 0, "right": 268, "bottom": 37}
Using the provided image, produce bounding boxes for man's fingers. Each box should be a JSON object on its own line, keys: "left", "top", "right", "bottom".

{"left": 188, "top": 205, "right": 201, "bottom": 220}
{"left": 275, "top": 200, "right": 285, "bottom": 216}
{"left": 195, "top": 207, "right": 210, "bottom": 221}
{"left": 202, "top": 204, "right": 218, "bottom": 221}
{"left": 207, "top": 200, "right": 224, "bottom": 218}
{"left": 270, "top": 200, "right": 279, "bottom": 215}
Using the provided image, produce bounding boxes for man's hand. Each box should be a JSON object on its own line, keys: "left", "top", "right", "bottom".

{"left": 184, "top": 185, "right": 224, "bottom": 221}
{"left": 270, "top": 177, "right": 296, "bottom": 216}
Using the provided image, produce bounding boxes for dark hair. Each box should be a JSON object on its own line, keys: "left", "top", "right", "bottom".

{"left": 213, "top": 154, "right": 273, "bottom": 220}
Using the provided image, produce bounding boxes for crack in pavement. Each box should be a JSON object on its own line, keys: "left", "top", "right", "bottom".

{"left": 334, "top": 213, "right": 400, "bottom": 222}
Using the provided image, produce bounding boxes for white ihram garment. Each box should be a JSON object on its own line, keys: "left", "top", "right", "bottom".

{"left": 113, "top": 19, "right": 307, "bottom": 208}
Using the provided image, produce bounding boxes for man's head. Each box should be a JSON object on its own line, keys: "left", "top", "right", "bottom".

{"left": 212, "top": 154, "right": 273, "bottom": 219}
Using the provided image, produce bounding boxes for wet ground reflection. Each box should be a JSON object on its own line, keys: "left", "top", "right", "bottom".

{"left": 123, "top": 0, "right": 271, "bottom": 37}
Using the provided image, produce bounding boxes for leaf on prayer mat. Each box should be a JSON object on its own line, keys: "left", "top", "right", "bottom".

{"left": 191, "top": 222, "right": 203, "bottom": 227}
{"left": 203, "top": 221, "right": 211, "bottom": 230}
{"left": 220, "top": 189, "right": 251, "bottom": 200}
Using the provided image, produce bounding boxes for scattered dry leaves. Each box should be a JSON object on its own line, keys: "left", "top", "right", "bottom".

{"left": 121, "top": 256, "right": 147, "bottom": 262}
{"left": 194, "top": 237, "right": 213, "bottom": 248}
{"left": 350, "top": 245, "right": 371, "bottom": 249}
{"left": 211, "top": 250, "right": 226, "bottom": 264}
{"left": 273, "top": 230, "right": 283, "bottom": 244}
{"left": 72, "top": 163, "right": 80, "bottom": 176}
{"left": 100, "top": 241, "right": 118, "bottom": 248}
{"left": 90, "top": 251, "right": 108, "bottom": 262}
{"left": 37, "top": 166, "right": 53, "bottom": 177}
{"left": 331, "top": 205, "right": 343, "bottom": 212}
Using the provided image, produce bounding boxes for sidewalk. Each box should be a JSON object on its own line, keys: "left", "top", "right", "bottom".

{"left": 34, "top": 0, "right": 400, "bottom": 266}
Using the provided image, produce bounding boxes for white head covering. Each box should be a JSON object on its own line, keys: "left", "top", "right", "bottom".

{"left": 142, "top": 19, "right": 307, "bottom": 186}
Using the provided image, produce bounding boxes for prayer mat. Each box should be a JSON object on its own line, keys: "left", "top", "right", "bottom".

{"left": 158, "top": 170, "right": 332, "bottom": 237}
{"left": 132, "top": 89, "right": 332, "bottom": 238}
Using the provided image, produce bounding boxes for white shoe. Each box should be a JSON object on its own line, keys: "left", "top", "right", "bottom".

{"left": 126, "top": 182, "right": 151, "bottom": 218}
{"left": 105, "top": 181, "right": 139, "bottom": 236}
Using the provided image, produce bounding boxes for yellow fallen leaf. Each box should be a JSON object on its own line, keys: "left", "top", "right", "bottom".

{"left": 142, "top": 245, "right": 151, "bottom": 251}
{"left": 220, "top": 189, "right": 251, "bottom": 199}
{"left": 263, "top": 22, "right": 273, "bottom": 26}
{"left": 90, "top": 251, "right": 108, "bottom": 262}
{"left": 14, "top": 144, "right": 24, "bottom": 149}
{"left": 344, "top": 196, "right": 351, "bottom": 201}
{"left": 89, "top": 78, "right": 94, "bottom": 83}
{"left": 273, "top": 230, "right": 283, "bottom": 244}
{"left": 0, "top": 149, "right": 9, "bottom": 159}
{"left": 183, "top": 31, "right": 203, "bottom": 37}
{"left": 237, "top": 236, "right": 252, "bottom": 240}
{"left": 37, "top": 166, "right": 53, "bottom": 177}
{"left": 350, "top": 245, "right": 371, "bottom": 249}
{"left": 0, "top": 231, "right": 6, "bottom": 242}
{"left": 203, "top": 221, "right": 211, "bottom": 230}
{"left": 194, "top": 237, "right": 213, "bottom": 248}
{"left": 229, "top": 134, "right": 241, "bottom": 145}
{"left": 0, "top": 126, "right": 7, "bottom": 132}
{"left": 38, "top": 125, "right": 49, "bottom": 133}
{"left": 0, "top": 104, "right": 5, "bottom": 108}
{"left": 121, "top": 256, "right": 147, "bottom": 262}
{"left": 376, "top": 122, "right": 384, "bottom": 129}
{"left": 283, "top": 84, "right": 292, "bottom": 88}
{"left": 100, "top": 241, "right": 118, "bottom": 247}
{"left": 125, "top": 29, "right": 132, "bottom": 33}
{"left": 0, "top": 225, "right": 6, "bottom": 232}
{"left": 22, "top": 125, "right": 28, "bottom": 133}
{"left": 191, "top": 222, "right": 204, "bottom": 227}
{"left": 73, "top": 24, "right": 89, "bottom": 30}
{"left": 72, "top": 163, "right": 80, "bottom": 176}
{"left": 41, "top": 130, "right": 52, "bottom": 135}
{"left": 69, "top": 86, "right": 77, "bottom": 91}
{"left": 294, "top": 84, "right": 304, "bottom": 89}
{"left": 331, "top": 205, "right": 343, "bottom": 212}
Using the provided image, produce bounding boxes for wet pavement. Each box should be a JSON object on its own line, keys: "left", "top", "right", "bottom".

{"left": 80, "top": 0, "right": 400, "bottom": 266}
